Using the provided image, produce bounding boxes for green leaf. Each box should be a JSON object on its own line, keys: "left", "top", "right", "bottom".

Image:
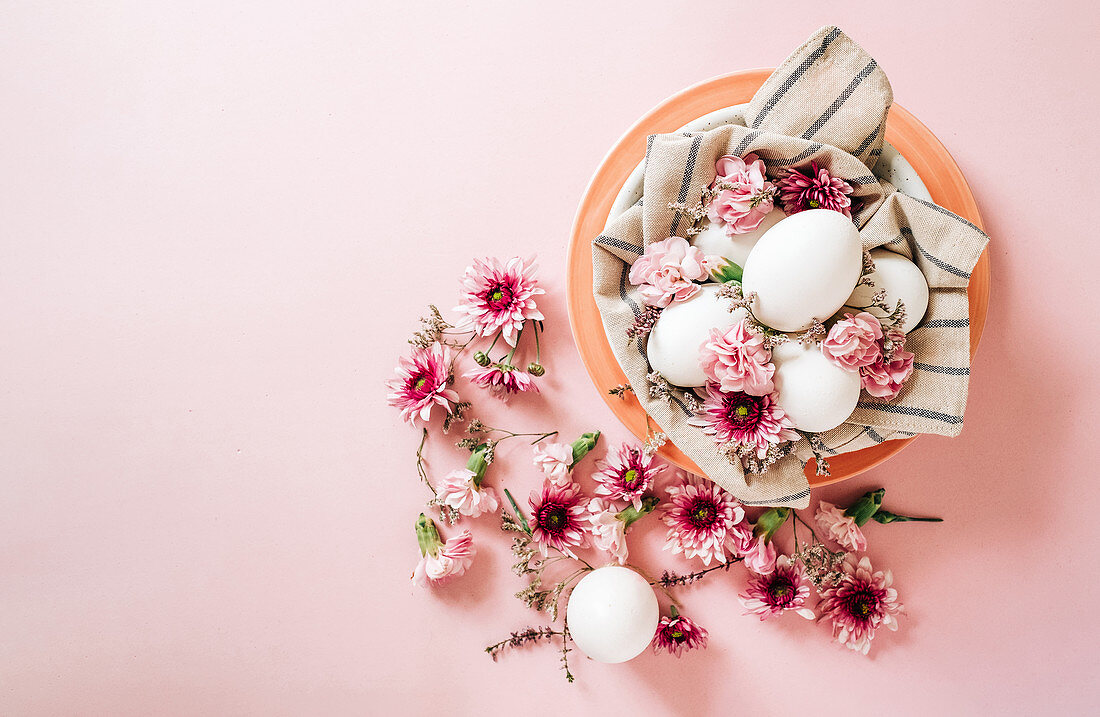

{"left": 503, "top": 488, "right": 532, "bottom": 535}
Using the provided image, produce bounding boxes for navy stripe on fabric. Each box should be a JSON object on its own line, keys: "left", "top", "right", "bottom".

{"left": 801, "top": 59, "right": 878, "bottom": 139}
{"left": 913, "top": 362, "right": 970, "bottom": 376}
{"left": 922, "top": 318, "right": 970, "bottom": 328}
{"left": 915, "top": 241, "right": 971, "bottom": 278}
{"left": 742, "top": 489, "right": 811, "bottom": 507}
{"left": 854, "top": 121, "right": 884, "bottom": 157}
{"left": 761, "top": 143, "right": 823, "bottom": 168}
{"left": 865, "top": 427, "right": 886, "bottom": 443}
{"left": 732, "top": 130, "right": 762, "bottom": 157}
{"left": 847, "top": 175, "right": 879, "bottom": 185}
{"left": 857, "top": 402, "right": 963, "bottom": 424}
{"left": 595, "top": 235, "right": 643, "bottom": 256}
{"left": 752, "top": 27, "right": 842, "bottom": 128}
{"left": 913, "top": 197, "right": 985, "bottom": 234}
{"left": 669, "top": 135, "right": 703, "bottom": 236}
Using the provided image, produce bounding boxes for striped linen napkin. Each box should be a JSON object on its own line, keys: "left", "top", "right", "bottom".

{"left": 591, "top": 26, "right": 989, "bottom": 508}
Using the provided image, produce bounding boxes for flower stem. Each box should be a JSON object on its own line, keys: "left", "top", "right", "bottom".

{"left": 504, "top": 325, "right": 524, "bottom": 366}
{"left": 793, "top": 511, "right": 822, "bottom": 543}
{"left": 415, "top": 428, "right": 435, "bottom": 495}
{"left": 533, "top": 321, "right": 542, "bottom": 364}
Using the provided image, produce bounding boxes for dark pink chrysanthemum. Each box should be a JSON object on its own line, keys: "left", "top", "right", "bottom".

{"left": 386, "top": 343, "right": 460, "bottom": 425}
{"left": 528, "top": 483, "right": 590, "bottom": 558}
{"left": 454, "top": 257, "right": 544, "bottom": 346}
{"left": 818, "top": 555, "right": 902, "bottom": 654}
{"left": 689, "top": 384, "right": 798, "bottom": 458}
{"left": 652, "top": 613, "right": 709, "bottom": 657}
{"left": 591, "top": 443, "right": 665, "bottom": 510}
{"left": 660, "top": 474, "right": 745, "bottom": 566}
{"left": 777, "top": 162, "right": 855, "bottom": 217}
{"left": 739, "top": 555, "right": 816, "bottom": 621}
{"left": 464, "top": 363, "right": 538, "bottom": 401}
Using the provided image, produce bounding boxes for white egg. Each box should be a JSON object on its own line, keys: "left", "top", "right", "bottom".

{"left": 566, "top": 566, "right": 659, "bottom": 664}
{"left": 690, "top": 208, "right": 786, "bottom": 268}
{"left": 845, "top": 248, "right": 929, "bottom": 333}
{"left": 646, "top": 284, "right": 746, "bottom": 388}
{"left": 772, "top": 341, "right": 861, "bottom": 432}
{"left": 741, "top": 209, "right": 863, "bottom": 332}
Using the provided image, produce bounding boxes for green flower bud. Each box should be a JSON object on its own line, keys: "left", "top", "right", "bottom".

{"left": 465, "top": 443, "right": 491, "bottom": 487}
{"left": 569, "top": 431, "right": 601, "bottom": 468}
{"left": 415, "top": 513, "right": 443, "bottom": 557}
{"left": 753, "top": 507, "right": 790, "bottom": 542}
{"left": 473, "top": 351, "right": 491, "bottom": 367}
{"left": 616, "top": 495, "right": 660, "bottom": 530}
{"left": 527, "top": 362, "right": 545, "bottom": 377}
{"left": 709, "top": 258, "right": 744, "bottom": 284}
{"left": 844, "top": 488, "right": 885, "bottom": 526}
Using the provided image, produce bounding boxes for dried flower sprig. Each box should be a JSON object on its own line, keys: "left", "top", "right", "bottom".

{"left": 626, "top": 305, "right": 662, "bottom": 343}
{"left": 651, "top": 560, "right": 740, "bottom": 588}
{"left": 608, "top": 384, "right": 634, "bottom": 399}
{"left": 484, "top": 626, "right": 562, "bottom": 661}
{"left": 409, "top": 305, "right": 457, "bottom": 349}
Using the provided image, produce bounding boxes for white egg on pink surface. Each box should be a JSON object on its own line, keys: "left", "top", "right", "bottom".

{"left": 646, "top": 283, "right": 746, "bottom": 388}
{"left": 772, "top": 340, "right": 861, "bottom": 432}
{"left": 690, "top": 208, "right": 786, "bottom": 269}
{"left": 566, "top": 566, "right": 659, "bottom": 664}
{"left": 741, "top": 209, "right": 863, "bottom": 332}
{"left": 845, "top": 248, "right": 929, "bottom": 333}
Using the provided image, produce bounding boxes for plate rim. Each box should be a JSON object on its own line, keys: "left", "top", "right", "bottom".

{"left": 566, "top": 68, "right": 990, "bottom": 488}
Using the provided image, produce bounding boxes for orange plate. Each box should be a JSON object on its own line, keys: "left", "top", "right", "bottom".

{"left": 566, "top": 69, "right": 989, "bottom": 488}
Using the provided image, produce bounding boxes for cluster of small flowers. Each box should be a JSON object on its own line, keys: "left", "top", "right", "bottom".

{"left": 821, "top": 310, "right": 915, "bottom": 400}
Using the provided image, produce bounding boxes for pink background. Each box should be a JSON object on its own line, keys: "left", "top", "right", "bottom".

{"left": 3, "top": 1, "right": 1098, "bottom": 714}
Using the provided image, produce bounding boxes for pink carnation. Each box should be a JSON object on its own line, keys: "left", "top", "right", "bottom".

{"left": 822, "top": 312, "right": 883, "bottom": 370}
{"left": 586, "top": 498, "right": 629, "bottom": 564}
{"left": 628, "top": 236, "right": 714, "bottom": 308}
{"left": 815, "top": 500, "right": 867, "bottom": 552}
{"left": 860, "top": 348, "right": 915, "bottom": 400}
{"left": 707, "top": 153, "right": 776, "bottom": 234}
{"left": 532, "top": 441, "right": 574, "bottom": 486}
{"left": 437, "top": 468, "right": 500, "bottom": 518}
{"left": 699, "top": 319, "right": 775, "bottom": 396}
{"left": 453, "top": 256, "right": 544, "bottom": 346}
{"left": 412, "top": 529, "right": 475, "bottom": 587}
{"left": 732, "top": 525, "right": 778, "bottom": 575}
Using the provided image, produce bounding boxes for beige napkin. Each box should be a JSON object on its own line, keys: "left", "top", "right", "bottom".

{"left": 591, "top": 26, "right": 989, "bottom": 508}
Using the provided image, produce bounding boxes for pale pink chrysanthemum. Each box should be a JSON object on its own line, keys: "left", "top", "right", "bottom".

{"left": 464, "top": 363, "right": 538, "bottom": 400}
{"left": 386, "top": 343, "right": 460, "bottom": 425}
{"left": 660, "top": 475, "right": 744, "bottom": 566}
{"left": 777, "top": 162, "right": 855, "bottom": 217}
{"left": 529, "top": 483, "right": 590, "bottom": 558}
{"left": 586, "top": 498, "right": 629, "bottom": 564}
{"left": 652, "top": 613, "right": 709, "bottom": 657}
{"left": 689, "top": 384, "right": 798, "bottom": 458}
{"left": 532, "top": 441, "right": 574, "bottom": 486}
{"left": 454, "top": 256, "right": 544, "bottom": 346}
{"left": 699, "top": 318, "right": 775, "bottom": 396}
{"left": 819, "top": 555, "right": 902, "bottom": 654}
{"left": 815, "top": 500, "right": 867, "bottom": 552}
{"left": 412, "top": 529, "right": 476, "bottom": 587}
{"left": 739, "top": 555, "right": 816, "bottom": 620}
{"left": 591, "top": 443, "right": 665, "bottom": 510}
{"left": 437, "top": 468, "right": 500, "bottom": 518}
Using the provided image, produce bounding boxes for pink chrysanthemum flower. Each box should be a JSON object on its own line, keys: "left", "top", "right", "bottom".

{"left": 739, "top": 555, "right": 816, "bottom": 620}
{"left": 454, "top": 256, "right": 544, "bottom": 346}
{"left": 652, "top": 613, "right": 709, "bottom": 657}
{"left": 591, "top": 443, "right": 665, "bottom": 510}
{"left": 777, "top": 162, "right": 855, "bottom": 217}
{"left": 699, "top": 318, "right": 775, "bottom": 396}
{"left": 386, "top": 343, "right": 460, "bottom": 425}
{"left": 529, "top": 483, "right": 590, "bottom": 558}
{"left": 660, "top": 475, "right": 745, "bottom": 566}
{"left": 464, "top": 363, "right": 538, "bottom": 400}
{"left": 819, "top": 555, "right": 902, "bottom": 654}
{"left": 689, "top": 384, "right": 798, "bottom": 458}
{"left": 532, "top": 441, "right": 574, "bottom": 486}
{"left": 815, "top": 500, "right": 867, "bottom": 551}
{"left": 437, "top": 468, "right": 500, "bottom": 518}
{"left": 586, "top": 498, "right": 629, "bottom": 564}
{"left": 412, "top": 526, "right": 476, "bottom": 588}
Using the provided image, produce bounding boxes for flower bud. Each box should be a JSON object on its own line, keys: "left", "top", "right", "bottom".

{"left": 568, "top": 431, "right": 601, "bottom": 468}
{"left": 415, "top": 513, "right": 443, "bottom": 557}
{"left": 844, "top": 488, "right": 885, "bottom": 526}
{"left": 527, "top": 362, "right": 545, "bottom": 377}
{"left": 709, "top": 258, "right": 744, "bottom": 284}
{"left": 616, "top": 495, "right": 660, "bottom": 530}
{"left": 465, "top": 443, "right": 491, "bottom": 486}
{"left": 473, "top": 351, "right": 491, "bottom": 367}
{"left": 752, "top": 507, "right": 790, "bottom": 542}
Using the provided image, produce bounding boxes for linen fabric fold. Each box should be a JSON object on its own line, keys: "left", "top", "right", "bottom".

{"left": 591, "top": 26, "right": 989, "bottom": 508}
